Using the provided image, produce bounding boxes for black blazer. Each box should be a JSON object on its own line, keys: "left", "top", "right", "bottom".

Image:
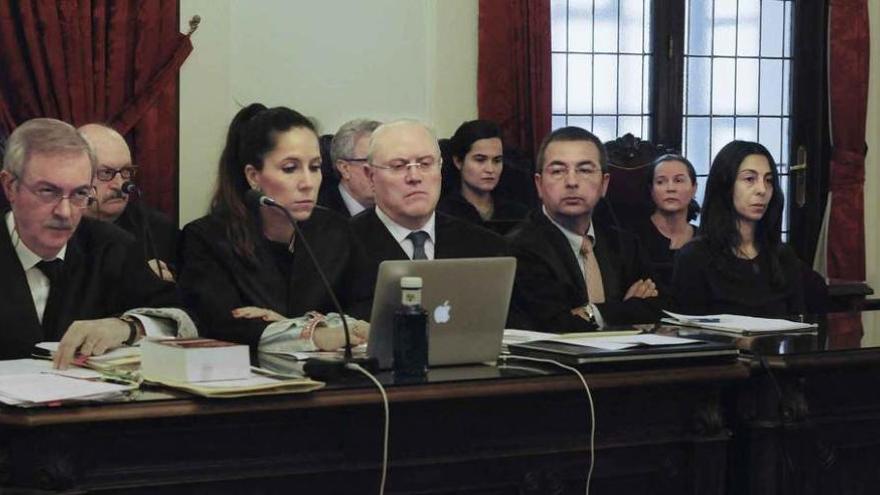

{"left": 115, "top": 201, "right": 179, "bottom": 266}
{"left": 0, "top": 215, "right": 179, "bottom": 360}
{"left": 177, "top": 207, "right": 374, "bottom": 348}
{"left": 672, "top": 238, "right": 806, "bottom": 317}
{"left": 506, "top": 209, "right": 664, "bottom": 332}
{"left": 317, "top": 183, "right": 351, "bottom": 218}
{"left": 350, "top": 208, "right": 510, "bottom": 263}
{"left": 438, "top": 192, "right": 529, "bottom": 227}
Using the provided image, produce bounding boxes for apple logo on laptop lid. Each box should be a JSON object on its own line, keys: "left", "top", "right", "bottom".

{"left": 433, "top": 300, "right": 452, "bottom": 324}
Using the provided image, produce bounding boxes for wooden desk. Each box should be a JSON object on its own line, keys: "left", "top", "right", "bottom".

{"left": 0, "top": 361, "right": 747, "bottom": 494}
{"left": 682, "top": 314, "right": 880, "bottom": 495}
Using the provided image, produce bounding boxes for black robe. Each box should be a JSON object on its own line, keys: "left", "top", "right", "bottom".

{"left": 177, "top": 207, "right": 374, "bottom": 348}
{"left": 115, "top": 200, "right": 179, "bottom": 267}
{"left": 671, "top": 238, "right": 806, "bottom": 317}
{"left": 0, "top": 214, "right": 179, "bottom": 360}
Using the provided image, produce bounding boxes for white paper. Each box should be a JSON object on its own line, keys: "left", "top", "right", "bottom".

{"left": 662, "top": 311, "right": 817, "bottom": 333}
{"left": 502, "top": 329, "right": 558, "bottom": 345}
{"left": 36, "top": 342, "right": 141, "bottom": 362}
{"left": 544, "top": 337, "right": 636, "bottom": 351}
{"left": 0, "top": 374, "right": 131, "bottom": 404}
{"left": 0, "top": 359, "right": 103, "bottom": 379}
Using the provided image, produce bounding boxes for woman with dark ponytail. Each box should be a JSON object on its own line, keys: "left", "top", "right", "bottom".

{"left": 633, "top": 154, "right": 700, "bottom": 286}
{"left": 177, "top": 104, "right": 373, "bottom": 351}
{"left": 672, "top": 140, "right": 805, "bottom": 316}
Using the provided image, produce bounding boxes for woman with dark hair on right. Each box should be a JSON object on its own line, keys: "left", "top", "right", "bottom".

{"left": 438, "top": 120, "right": 527, "bottom": 228}
{"left": 633, "top": 154, "right": 700, "bottom": 286}
{"left": 672, "top": 140, "right": 805, "bottom": 317}
{"left": 177, "top": 104, "right": 373, "bottom": 352}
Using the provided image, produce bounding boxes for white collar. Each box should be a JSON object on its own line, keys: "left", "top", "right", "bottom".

{"left": 374, "top": 206, "right": 436, "bottom": 244}
{"left": 542, "top": 206, "right": 595, "bottom": 253}
{"left": 338, "top": 183, "right": 367, "bottom": 216}
{"left": 5, "top": 211, "right": 67, "bottom": 271}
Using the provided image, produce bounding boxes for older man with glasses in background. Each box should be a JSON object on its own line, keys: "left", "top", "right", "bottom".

{"left": 78, "top": 124, "right": 178, "bottom": 281}
{"left": 351, "top": 119, "right": 509, "bottom": 265}
{"left": 318, "top": 118, "right": 381, "bottom": 218}
{"left": 0, "top": 118, "right": 194, "bottom": 367}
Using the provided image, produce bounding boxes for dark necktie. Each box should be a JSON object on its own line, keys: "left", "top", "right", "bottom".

{"left": 407, "top": 231, "right": 429, "bottom": 260}
{"left": 36, "top": 259, "right": 64, "bottom": 333}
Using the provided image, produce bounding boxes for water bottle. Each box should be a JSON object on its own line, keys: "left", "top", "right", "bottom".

{"left": 393, "top": 276, "right": 429, "bottom": 377}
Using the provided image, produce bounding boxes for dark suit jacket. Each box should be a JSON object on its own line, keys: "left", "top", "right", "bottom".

{"left": 317, "top": 183, "right": 351, "bottom": 218}
{"left": 177, "top": 207, "right": 374, "bottom": 348}
{"left": 506, "top": 209, "right": 664, "bottom": 332}
{"left": 0, "top": 215, "right": 179, "bottom": 360}
{"left": 115, "top": 201, "right": 179, "bottom": 266}
{"left": 351, "top": 208, "right": 523, "bottom": 326}
{"left": 350, "top": 209, "right": 510, "bottom": 263}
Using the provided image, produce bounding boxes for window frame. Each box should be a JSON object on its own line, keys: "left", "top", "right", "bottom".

{"left": 554, "top": 0, "right": 828, "bottom": 264}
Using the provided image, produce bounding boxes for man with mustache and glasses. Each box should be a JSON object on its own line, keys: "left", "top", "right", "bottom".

{"left": 507, "top": 127, "right": 663, "bottom": 332}
{"left": 351, "top": 120, "right": 509, "bottom": 265}
{"left": 0, "top": 118, "right": 194, "bottom": 368}
{"left": 78, "top": 124, "right": 178, "bottom": 282}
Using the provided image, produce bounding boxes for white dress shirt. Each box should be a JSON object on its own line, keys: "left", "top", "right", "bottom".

{"left": 374, "top": 207, "right": 437, "bottom": 260}
{"left": 5, "top": 212, "right": 179, "bottom": 339}
{"left": 6, "top": 212, "right": 65, "bottom": 323}
{"left": 338, "top": 183, "right": 367, "bottom": 217}
{"left": 542, "top": 207, "right": 606, "bottom": 327}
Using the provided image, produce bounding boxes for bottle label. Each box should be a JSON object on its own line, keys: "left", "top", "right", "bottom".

{"left": 402, "top": 288, "right": 422, "bottom": 306}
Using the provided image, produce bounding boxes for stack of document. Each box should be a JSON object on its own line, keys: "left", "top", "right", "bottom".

{"left": 149, "top": 370, "right": 324, "bottom": 398}
{"left": 0, "top": 359, "right": 136, "bottom": 406}
{"left": 662, "top": 311, "right": 817, "bottom": 335}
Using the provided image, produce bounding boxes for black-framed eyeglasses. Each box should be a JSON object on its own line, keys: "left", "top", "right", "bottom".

{"left": 96, "top": 166, "right": 138, "bottom": 182}
{"left": 14, "top": 177, "right": 96, "bottom": 208}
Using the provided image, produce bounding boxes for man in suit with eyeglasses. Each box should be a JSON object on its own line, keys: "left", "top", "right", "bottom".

{"left": 318, "top": 118, "right": 382, "bottom": 217}
{"left": 350, "top": 120, "right": 508, "bottom": 264}
{"left": 0, "top": 118, "right": 193, "bottom": 367}
{"left": 507, "top": 126, "right": 663, "bottom": 332}
{"left": 79, "top": 123, "right": 178, "bottom": 282}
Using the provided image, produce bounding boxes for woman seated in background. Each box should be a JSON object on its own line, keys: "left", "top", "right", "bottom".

{"left": 177, "top": 104, "right": 373, "bottom": 352}
{"left": 438, "top": 120, "right": 527, "bottom": 228}
{"left": 633, "top": 154, "right": 700, "bottom": 286}
{"left": 672, "top": 140, "right": 805, "bottom": 317}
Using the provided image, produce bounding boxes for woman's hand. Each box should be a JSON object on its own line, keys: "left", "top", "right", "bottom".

{"left": 231, "top": 306, "right": 285, "bottom": 322}
{"left": 312, "top": 319, "right": 370, "bottom": 351}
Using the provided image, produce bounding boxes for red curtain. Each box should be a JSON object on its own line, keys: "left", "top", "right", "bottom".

{"left": 0, "top": 0, "right": 194, "bottom": 221}
{"left": 478, "top": 0, "right": 551, "bottom": 163}
{"left": 827, "top": 0, "right": 869, "bottom": 282}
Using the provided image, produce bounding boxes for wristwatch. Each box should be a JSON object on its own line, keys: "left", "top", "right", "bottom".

{"left": 119, "top": 315, "right": 140, "bottom": 346}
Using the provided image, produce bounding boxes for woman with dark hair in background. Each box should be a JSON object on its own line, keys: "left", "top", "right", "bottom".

{"left": 439, "top": 120, "right": 527, "bottom": 229}
{"left": 633, "top": 154, "right": 699, "bottom": 286}
{"left": 177, "top": 104, "right": 373, "bottom": 352}
{"left": 672, "top": 140, "right": 805, "bottom": 317}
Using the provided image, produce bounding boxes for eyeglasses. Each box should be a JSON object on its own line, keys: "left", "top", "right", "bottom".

{"left": 96, "top": 166, "right": 138, "bottom": 182}
{"left": 542, "top": 163, "right": 602, "bottom": 181}
{"left": 15, "top": 178, "right": 95, "bottom": 208}
{"left": 370, "top": 157, "right": 442, "bottom": 175}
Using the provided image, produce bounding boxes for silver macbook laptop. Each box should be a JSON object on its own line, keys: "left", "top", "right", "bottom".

{"left": 367, "top": 257, "right": 516, "bottom": 369}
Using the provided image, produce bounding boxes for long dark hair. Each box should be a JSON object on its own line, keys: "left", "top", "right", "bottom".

{"left": 210, "top": 104, "right": 318, "bottom": 261}
{"left": 647, "top": 154, "right": 701, "bottom": 222}
{"left": 699, "top": 140, "right": 786, "bottom": 285}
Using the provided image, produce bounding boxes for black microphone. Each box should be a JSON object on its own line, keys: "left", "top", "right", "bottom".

{"left": 121, "top": 180, "right": 139, "bottom": 195}
{"left": 122, "top": 181, "right": 169, "bottom": 282}
{"left": 245, "top": 189, "right": 377, "bottom": 378}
